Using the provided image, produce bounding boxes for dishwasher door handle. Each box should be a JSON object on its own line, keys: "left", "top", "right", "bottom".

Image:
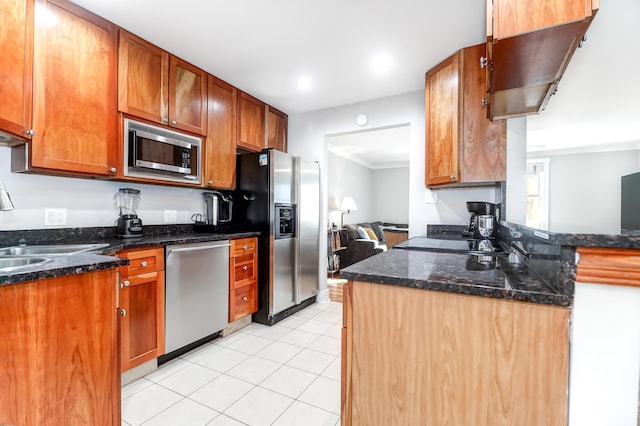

{"left": 167, "top": 242, "right": 230, "bottom": 255}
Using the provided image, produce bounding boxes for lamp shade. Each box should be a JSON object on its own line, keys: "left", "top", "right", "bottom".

{"left": 339, "top": 196, "right": 358, "bottom": 212}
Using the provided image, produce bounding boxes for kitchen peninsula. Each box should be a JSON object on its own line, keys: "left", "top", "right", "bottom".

{"left": 339, "top": 223, "right": 640, "bottom": 426}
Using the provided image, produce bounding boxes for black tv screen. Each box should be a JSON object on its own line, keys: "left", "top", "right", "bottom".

{"left": 621, "top": 172, "right": 640, "bottom": 232}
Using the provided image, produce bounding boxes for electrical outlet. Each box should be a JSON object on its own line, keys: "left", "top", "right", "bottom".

{"left": 44, "top": 208, "right": 67, "bottom": 226}
{"left": 164, "top": 209, "right": 177, "bottom": 223}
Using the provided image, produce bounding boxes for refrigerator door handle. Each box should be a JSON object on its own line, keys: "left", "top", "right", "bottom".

{"left": 293, "top": 156, "right": 301, "bottom": 305}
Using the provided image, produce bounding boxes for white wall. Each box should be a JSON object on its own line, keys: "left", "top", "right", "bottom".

{"left": 546, "top": 150, "right": 639, "bottom": 234}
{"left": 372, "top": 167, "right": 409, "bottom": 224}
{"left": 288, "top": 90, "right": 498, "bottom": 240}
{"left": 0, "top": 146, "right": 209, "bottom": 230}
{"left": 326, "top": 152, "right": 373, "bottom": 227}
{"left": 505, "top": 118, "right": 527, "bottom": 225}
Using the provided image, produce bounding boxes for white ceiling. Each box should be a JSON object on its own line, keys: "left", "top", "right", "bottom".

{"left": 69, "top": 0, "right": 639, "bottom": 157}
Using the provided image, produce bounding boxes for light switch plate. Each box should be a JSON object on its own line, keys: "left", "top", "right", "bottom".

{"left": 164, "top": 209, "right": 177, "bottom": 223}
{"left": 44, "top": 208, "right": 67, "bottom": 226}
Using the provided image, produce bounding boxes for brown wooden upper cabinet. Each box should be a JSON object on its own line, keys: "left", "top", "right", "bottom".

{"left": 487, "top": 0, "right": 599, "bottom": 119}
{"left": 237, "top": 91, "right": 265, "bottom": 152}
{"left": 12, "top": 0, "right": 119, "bottom": 176}
{"left": 0, "top": 0, "right": 33, "bottom": 143}
{"left": 204, "top": 75, "right": 238, "bottom": 189}
{"left": 265, "top": 106, "right": 288, "bottom": 152}
{"left": 425, "top": 43, "right": 506, "bottom": 187}
{"left": 118, "top": 30, "right": 207, "bottom": 136}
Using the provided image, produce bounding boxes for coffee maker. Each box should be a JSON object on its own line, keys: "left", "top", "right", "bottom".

{"left": 464, "top": 201, "right": 497, "bottom": 239}
{"left": 114, "top": 188, "right": 143, "bottom": 238}
{"left": 203, "top": 191, "right": 233, "bottom": 228}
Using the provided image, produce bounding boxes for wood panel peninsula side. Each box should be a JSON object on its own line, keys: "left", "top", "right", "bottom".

{"left": 341, "top": 280, "right": 570, "bottom": 426}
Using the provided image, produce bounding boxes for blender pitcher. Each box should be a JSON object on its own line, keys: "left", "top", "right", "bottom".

{"left": 114, "top": 188, "right": 143, "bottom": 238}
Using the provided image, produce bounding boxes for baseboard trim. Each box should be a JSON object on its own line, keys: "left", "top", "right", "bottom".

{"left": 317, "top": 288, "right": 330, "bottom": 302}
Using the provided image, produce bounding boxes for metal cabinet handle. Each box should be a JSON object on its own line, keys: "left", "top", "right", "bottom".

{"left": 171, "top": 120, "right": 177, "bottom": 125}
{"left": 450, "top": 175, "right": 456, "bottom": 180}
{"left": 26, "top": 129, "right": 35, "bottom": 136}
{"left": 578, "top": 34, "right": 587, "bottom": 48}
{"left": 141, "top": 260, "right": 148, "bottom": 267}
{"left": 243, "top": 245, "right": 249, "bottom": 250}
{"left": 242, "top": 266, "right": 248, "bottom": 271}
{"left": 109, "top": 167, "right": 117, "bottom": 173}
{"left": 208, "top": 180, "right": 213, "bottom": 185}
{"left": 120, "top": 280, "right": 130, "bottom": 289}
{"left": 242, "top": 296, "right": 248, "bottom": 302}
{"left": 480, "top": 56, "right": 488, "bottom": 69}
{"left": 120, "top": 308, "right": 127, "bottom": 317}
{"left": 481, "top": 98, "right": 488, "bottom": 107}
{"left": 163, "top": 117, "right": 169, "bottom": 123}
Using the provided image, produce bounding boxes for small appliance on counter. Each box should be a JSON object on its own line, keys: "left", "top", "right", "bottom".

{"left": 114, "top": 188, "right": 143, "bottom": 238}
{"left": 463, "top": 201, "right": 498, "bottom": 239}
{"left": 203, "top": 191, "right": 233, "bottom": 226}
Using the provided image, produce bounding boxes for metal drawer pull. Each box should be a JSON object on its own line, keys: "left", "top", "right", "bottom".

{"left": 242, "top": 266, "right": 248, "bottom": 271}
{"left": 120, "top": 280, "right": 130, "bottom": 288}
{"left": 243, "top": 245, "right": 249, "bottom": 250}
{"left": 141, "top": 260, "right": 148, "bottom": 267}
{"left": 242, "top": 296, "right": 248, "bottom": 302}
{"left": 120, "top": 308, "right": 126, "bottom": 317}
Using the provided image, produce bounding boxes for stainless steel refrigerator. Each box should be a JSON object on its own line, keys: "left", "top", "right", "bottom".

{"left": 236, "top": 149, "right": 320, "bottom": 325}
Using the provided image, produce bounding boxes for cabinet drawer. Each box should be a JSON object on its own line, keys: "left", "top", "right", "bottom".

{"left": 231, "top": 285, "right": 258, "bottom": 321}
{"left": 230, "top": 238, "right": 257, "bottom": 257}
{"left": 118, "top": 246, "right": 164, "bottom": 277}
{"left": 233, "top": 256, "right": 256, "bottom": 284}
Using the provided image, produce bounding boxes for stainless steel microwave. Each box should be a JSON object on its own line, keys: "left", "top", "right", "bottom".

{"left": 124, "top": 119, "right": 202, "bottom": 184}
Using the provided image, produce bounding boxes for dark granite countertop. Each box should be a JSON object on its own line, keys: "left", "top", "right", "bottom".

{"left": 0, "top": 225, "right": 260, "bottom": 286}
{"left": 340, "top": 246, "right": 570, "bottom": 307}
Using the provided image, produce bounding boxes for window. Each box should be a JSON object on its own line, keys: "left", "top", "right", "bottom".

{"left": 526, "top": 158, "right": 550, "bottom": 229}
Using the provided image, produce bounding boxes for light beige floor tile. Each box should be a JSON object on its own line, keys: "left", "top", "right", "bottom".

{"left": 224, "top": 386, "right": 293, "bottom": 426}
{"left": 324, "top": 303, "right": 343, "bottom": 314}
{"left": 307, "top": 335, "right": 341, "bottom": 356}
{"left": 214, "top": 331, "right": 252, "bottom": 348}
{"left": 272, "top": 400, "right": 339, "bottom": 426}
{"left": 226, "top": 356, "right": 281, "bottom": 385}
{"left": 313, "top": 311, "right": 342, "bottom": 325}
{"left": 299, "top": 376, "right": 341, "bottom": 415}
{"left": 157, "top": 362, "right": 220, "bottom": 396}
{"left": 276, "top": 316, "right": 307, "bottom": 329}
{"left": 189, "top": 374, "right": 254, "bottom": 413}
{"left": 249, "top": 325, "right": 291, "bottom": 341}
{"left": 192, "top": 347, "right": 251, "bottom": 373}
{"left": 121, "top": 383, "right": 182, "bottom": 425}
{"left": 253, "top": 341, "right": 303, "bottom": 364}
{"left": 224, "top": 334, "right": 273, "bottom": 355}
{"left": 278, "top": 329, "right": 320, "bottom": 347}
{"left": 122, "top": 378, "right": 154, "bottom": 400}
{"left": 296, "top": 319, "right": 333, "bottom": 335}
{"left": 259, "top": 365, "right": 317, "bottom": 399}
{"left": 144, "top": 357, "right": 192, "bottom": 383}
{"left": 320, "top": 356, "right": 341, "bottom": 382}
{"left": 323, "top": 324, "right": 342, "bottom": 339}
{"left": 181, "top": 342, "right": 224, "bottom": 363}
{"left": 241, "top": 322, "right": 270, "bottom": 334}
{"left": 295, "top": 307, "right": 322, "bottom": 319}
{"left": 141, "top": 398, "right": 218, "bottom": 426}
{"left": 286, "top": 349, "right": 335, "bottom": 375}
{"left": 206, "top": 414, "right": 247, "bottom": 425}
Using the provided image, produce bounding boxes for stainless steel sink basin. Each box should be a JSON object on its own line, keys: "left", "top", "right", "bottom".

{"left": 0, "top": 243, "right": 109, "bottom": 257}
{"left": 0, "top": 256, "right": 52, "bottom": 272}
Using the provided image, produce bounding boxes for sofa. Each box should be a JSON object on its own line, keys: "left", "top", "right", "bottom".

{"left": 338, "top": 221, "right": 407, "bottom": 268}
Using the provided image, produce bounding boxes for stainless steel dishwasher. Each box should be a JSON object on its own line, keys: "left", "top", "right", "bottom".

{"left": 165, "top": 240, "right": 230, "bottom": 354}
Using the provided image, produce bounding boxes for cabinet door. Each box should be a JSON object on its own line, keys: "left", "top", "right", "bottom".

{"left": 169, "top": 56, "right": 207, "bottom": 135}
{"left": 237, "top": 91, "right": 265, "bottom": 152}
{"left": 118, "top": 29, "right": 169, "bottom": 124}
{"left": 0, "top": 0, "right": 33, "bottom": 140}
{"left": 266, "top": 106, "right": 287, "bottom": 152}
{"left": 424, "top": 52, "right": 459, "bottom": 186}
{"left": 0, "top": 270, "right": 119, "bottom": 425}
{"left": 204, "top": 75, "right": 237, "bottom": 189}
{"left": 120, "top": 271, "right": 165, "bottom": 372}
{"left": 459, "top": 44, "right": 506, "bottom": 182}
{"left": 31, "top": 0, "right": 118, "bottom": 175}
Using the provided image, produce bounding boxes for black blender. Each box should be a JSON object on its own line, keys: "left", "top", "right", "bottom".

{"left": 114, "top": 188, "right": 143, "bottom": 238}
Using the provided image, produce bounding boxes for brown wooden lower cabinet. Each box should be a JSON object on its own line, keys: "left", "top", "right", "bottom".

{"left": 342, "top": 280, "right": 570, "bottom": 426}
{"left": 0, "top": 269, "right": 120, "bottom": 425}
{"left": 118, "top": 246, "right": 165, "bottom": 372}
{"left": 229, "top": 237, "right": 258, "bottom": 322}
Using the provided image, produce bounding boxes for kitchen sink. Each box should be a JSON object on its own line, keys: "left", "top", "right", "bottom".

{"left": 0, "top": 256, "right": 52, "bottom": 272}
{"left": 0, "top": 243, "right": 109, "bottom": 257}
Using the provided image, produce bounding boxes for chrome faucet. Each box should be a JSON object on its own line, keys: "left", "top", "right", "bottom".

{"left": 0, "top": 178, "right": 14, "bottom": 211}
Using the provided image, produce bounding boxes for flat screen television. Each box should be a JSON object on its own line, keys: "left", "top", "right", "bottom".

{"left": 621, "top": 172, "right": 640, "bottom": 232}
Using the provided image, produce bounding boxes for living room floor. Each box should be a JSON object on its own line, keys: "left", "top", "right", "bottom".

{"left": 121, "top": 302, "right": 343, "bottom": 426}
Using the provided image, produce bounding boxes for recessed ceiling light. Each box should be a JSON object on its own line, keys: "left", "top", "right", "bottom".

{"left": 370, "top": 53, "right": 392, "bottom": 75}
{"left": 297, "top": 76, "right": 312, "bottom": 90}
